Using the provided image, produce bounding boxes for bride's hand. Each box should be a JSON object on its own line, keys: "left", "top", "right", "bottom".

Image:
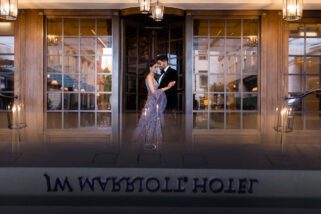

{"left": 167, "top": 81, "right": 176, "bottom": 88}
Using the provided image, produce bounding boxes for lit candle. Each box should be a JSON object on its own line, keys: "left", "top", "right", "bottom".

{"left": 17, "top": 104, "right": 21, "bottom": 128}
{"left": 12, "top": 104, "right": 16, "bottom": 127}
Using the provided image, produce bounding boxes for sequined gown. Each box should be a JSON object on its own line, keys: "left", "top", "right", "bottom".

{"left": 132, "top": 78, "right": 167, "bottom": 147}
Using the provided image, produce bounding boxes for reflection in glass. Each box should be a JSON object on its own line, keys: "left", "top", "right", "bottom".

{"left": 210, "top": 113, "right": 224, "bottom": 129}
{"left": 194, "top": 19, "right": 208, "bottom": 36}
{"left": 306, "top": 112, "right": 321, "bottom": 130}
{"left": 193, "top": 37, "right": 208, "bottom": 54}
{"left": 48, "top": 56, "right": 62, "bottom": 73}
{"left": 80, "top": 74, "right": 95, "bottom": 92}
{"left": 209, "top": 38, "right": 224, "bottom": 54}
{"left": 243, "top": 75, "right": 257, "bottom": 92}
{"left": 97, "top": 112, "right": 112, "bottom": 127}
{"left": 47, "top": 112, "right": 62, "bottom": 129}
{"left": 293, "top": 112, "right": 303, "bottom": 130}
{"left": 97, "top": 19, "right": 112, "bottom": 36}
{"left": 47, "top": 93, "right": 62, "bottom": 110}
{"left": 97, "top": 75, "right": 112, "bottom": 92}
{"left": 64, "top": 37, "right": 79, "bottom": 55}
{"left": 126, "top": 94, "right": 136, "bottom": 110}
{"left": 209, "top": 55, "right": 224, "bottom": 73}
{"left": 0, "top": 113, "right": 8, "bottom": 128}
{"left": 226, "top": 93, "right": 241, "bottom": 110}
{"left": 81, "top": 93, "right": 95, "bottom": 110}
{"left": 307, "top": 76, "right": 321, "bottom": 90}
{"left": 243, "top": 112, "right": 257, "bottom": 129}
{"left": 209, "top": 75, "right": 224, "bottom": 92}
{"left": 81, "top": 38, "right": 95, "bottom": 55}
{"left": 97, "top": 55, "right": 112, "bottom": 73}
{"left": 64, "top": 112, "right": 78, "bottom": 128}
{"left": 306, "top": 38, "right": 321, "bottom": 55}
{"left": 97, "top": 94, "right": 112, "bottom": 110}
{"left": 80, "top": 112, "right": 95, "bottom": 127}
{"left": 226, "top": 112, "right": 241, "bottom": 129}
{"left": 0, "top": 71, "right": 14, "bottom": 90}
{"left": 289, "top": 38, "right": 304, "bottom": 55}
{"left": 193, "top": 93, "right": 208, "bottom": 110}
{"left": 0, "top": 55, "right": 14, "bottom": 72}
{"left": 288, "top": 57, "right": 304, "bottom": 74}
{"left": 306, "top": 57, "right": 321, "bottom": 74}
{"left": 243, "top": 53, "right": 257, "bottom": 73}
{"left": 80, "top": 19, "right": 95, "bottom": 36}
{"left": 209, "top": 94, "right": 224, "bottom": 110}
{"left": 288, "top": 23, "right": 304, "bottom": 37}
{"left": 81, "top": 56, "right": 95, "bottom": 73}
{"left": 47, "top": 74, "right": 62, "bottom": 91}
{"left": 243, "top": 19, "right": 258, "bottom": 36}
{"left": 306, "top": 94, "right": 321, "bottom": 112}
{"left": 47, "top": 37, "right": 62, "bottom": 55}
{"left": 64, "top": 93, "right": 79, "bottom": 110}
{"left": 0, "top": 37, "right": 14, "bottom": 53}
{"left": 243, "top": 93, "right": 258, "bottom": 110}
{"left": 305, "top": 24, "right": 321, "bottom": 37}
{"left": 226, "top": 20, "right": 241, "bottom": 36}
{"left": 288, "top": 75, "right": 304, "bottom": 93}
{"left": 226, "top": 38, "right": 241, "bottom": 54}
{"left": 210, "top": 19, "right": 225, "bottom": 37}
{"left": 0, "top": 93, "right": 14, "bottom": 110}
{"left": 64, "top": 74, "right": 79, "bottom": 91}
{"left": 64, "top": 56, "right": 79, "bottom": 73}
{"left": 193, "top": 74, "right": 208, "bottom": 92}
{"left": 226, "top": 74, "right": 240, "bottom": 92}
{"left": 193, "top": 112, "right": 208, "bottom": 129}
{"left": 64, "top": 19, "right": 79, "bottom": 36}
{"left": 47, "top": 18, "right": 62, "bottom": 36}
{"left": 227, "top": 55, "right": 241, "bottom": 73}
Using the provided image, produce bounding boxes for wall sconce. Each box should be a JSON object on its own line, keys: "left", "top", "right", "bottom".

{"left": 0, "top": 0, "right": 18, "bottom": 21}
{"left": 151, "top": 0, "right": 164, "bottom": 22}
{"left": 6, "top": 97, "right": 27, "bottom": 130}
{"left": 139, "top": 0, "right": 151, "bottom": 14}
{"left": 283, "top": 0, "right": 303, "bottom": 21}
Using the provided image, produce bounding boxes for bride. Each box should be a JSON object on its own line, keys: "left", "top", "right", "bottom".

{"left": 132, "top": 60, "right": 175, "bottom": 149}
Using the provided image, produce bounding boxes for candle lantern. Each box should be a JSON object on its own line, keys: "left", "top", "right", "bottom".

{"left": 7, "top": 97, "right": 27, "bottom": 130}
{"left": 0, "top": 0, "right": 18, "bottom": 21}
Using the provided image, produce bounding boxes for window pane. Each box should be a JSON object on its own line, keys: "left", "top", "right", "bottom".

{"left": 227, "top": 54, "right": 241, "bottom": 73}
{"left": 0, "top": 70, "right": 14, "bottom": 91}
{"left": 97, "top": 112, "right": 112, "bottom": 127}
{"left": 0, "top": 93, "right": 13, "bottom": 110}
{"left": 243, "top": 93, "right": 258, "bottom": 110}
{"left": 244, "top": 53, "right": 258, "bottom": 74}
{"left": 306, "top": 38, "right": 321, "bottom": 55}
{"left": 193, "top": 74, "right": 208, "bottom": 92}
{"left": 288, "top": 56, "right": 304, "bottom": 74}
{"left": 97, "top": 19, "right": 112, "bottom": 36}
{"left": 47, "top": 93, "right": 62, "bottom": 110}
{"left": 80, "top": 19, "right": 95, "bottom": 36}
{"left": 0, "top": 22, "right": 14, "bottom": 35}
{"left": 226, "top": 38, "right": 241, "bottom": 54}
{"left": 64, "top": 112, "right": 78, "bottom": 128}
{"left": 226, "top": 74, "right": 241, "bottom": 92}
{"left": 97, "top": 55, "right": 112, "bottom": 74}
{"left": 64, "top": 37, "right": 79, "bottom": 55}
{"left": 0, "top": 55, "right": 14, "bottom": 73}
{"left": 0, "top": 36, "right": 14, "bottom": 53}
{"left": 243, "top": 37, "right": 258, "bottom": 54}
{"left": 97, "top": 94, "right": 112, "bottom": 110}
{"left": 47, "top": 112, "right": 62, "bottom": 129}
{"left": 293, "top": 112, "right": 303, "bottom": 130}
{"left": 288, "top": 75, "right": 304, "bottom": 93}
{"left": 81, "top": 56, "right": 95, "bottom": 73}
{"left": 306, "top": 112, "right": 321, "bottom": 130}
{"left": 306, "top": 94, "right": 321, "bottom": 112}
{"left": 80, "top": 112, "right": 95, "bottom": 127}
{"left": 80, "top": 74, "right": 95, "bottom": 92}
{"left": 81, "top": 38, "right": 95, "bottom": 55}
{"left": 226, "top": 93, "right": 241, "bottom": 110}
{"left": 288, "top": 23, "right": 304, "bottom": 37}
{"left": 209, "top": 55, "right": 224, "bottom": 73}
{"left": 126, "top": 94, "right": 136, "bottom": 110}
{"left": 226, "top": 112, "right": 241, "bottom": 129}
{"left": 306, "top": 57, "right": 321, "bottom": 74}
{"left": 193, "top": 93, "right": 208, "bottom": 110}
{"left": 47, "top": 36, "right": 62, "bottom": 55}
{"left": 48, "top": 55, "right": 62, "bottom": 73}
{"left": 289, "top": 38, "right": 304, "bottom": 55}
{"left": 209, "top": 94, "right": 224, "bottom": 110}
{"left": 305, "top": 24, "right": 321, "bottom": 37}
{"left": 307, "top": 76, "right": 321, "bottom": 91}
{"left": 64, "top": 19, "right": 79, "bottom": 36}
{"left": 210, "top": 19, "right": 225, "bottom": 37}
{"left": 193, "top": 112, "right": 208, "bottom": 129}
{"left": 97, "top": 75, "right": 112, "bottom": 92}
{"left": 243, "top": 112, "right": 257, "bottom": 129}
{"left": 97, "top": 37, "right": 112, "bottom": 55}
{"left": 64, "top": 74, "right": 79, "bottom": 91}
{"left": 64, "top": 93, "right": 79, "bottom": 110}
{"left": 226, "top": 20, "right": 241, "bottom": 37}
{"left": 243, "top": 75, "right": 258, "bottom": 92}
{"left": 64, "top": 56, "right": 79, "bottom": 73}
{"left": 47, "top": 18, "right": 62, "bottom": 36}
{"left": 193, "top": 55, "right": 208, "bottom": 74}
{"left": 209, "top": 112, "right": 224, "bottom": 129}
{"left": 80, "top": 93, "right": 95, "bottom": 110}
{"left": 209, "top": 38, "right": 224, "bottom": 55}
{"left": 243, "top": 19, "right": 258, "bottom": 36}
{"left": 47, "top": 74, "right": 62, "bottom": 91}
{"left": 193, "top": 37, "right": 208, "bottom": 54}
{"left": 194, "top": 20, "right": 208, "bottom": 36}
{"left": 209, "top": 75, "right": 224, "bottom": 92}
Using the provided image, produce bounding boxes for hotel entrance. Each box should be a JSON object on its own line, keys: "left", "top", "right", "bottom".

{"left": 120, "top": 10, "right": 185, "bottom": 144}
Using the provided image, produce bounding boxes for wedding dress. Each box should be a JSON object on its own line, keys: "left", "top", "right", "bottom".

{"left": 132, "top": 78, "right": 167, "bottom": 148}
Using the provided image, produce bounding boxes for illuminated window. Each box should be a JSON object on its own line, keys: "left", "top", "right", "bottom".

{"left": 46, "top": 18, "right": 113, "bottom": 129}
{"left": 193, "top": 18, "right": 259, "bottom": 129}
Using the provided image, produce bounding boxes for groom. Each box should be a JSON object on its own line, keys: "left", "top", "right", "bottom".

{"left": 156, "top": 54, "right": 178, "bottom": 111}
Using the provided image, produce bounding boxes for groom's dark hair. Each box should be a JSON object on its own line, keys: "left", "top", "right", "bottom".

{"left": 156, "top": 54, "right": 168, "bottom": 62}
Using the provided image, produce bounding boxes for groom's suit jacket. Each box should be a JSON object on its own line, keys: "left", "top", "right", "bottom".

{"left": 157, "top": 66, "right": 178, "bottom": 110}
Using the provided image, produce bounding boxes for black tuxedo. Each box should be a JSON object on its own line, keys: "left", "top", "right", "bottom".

{"left": 157, "top": 66, "right": 178, "bottom": 110}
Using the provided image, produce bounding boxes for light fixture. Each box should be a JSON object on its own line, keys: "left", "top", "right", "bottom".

{"left": 283, "top": 0, "right": 303, "bottom": 21}
{"left": 151, "top": 0, "right": 164, "bottom": 22}
{"left": 139, "top": 0, "right": 151, "bottom": 14}
{"left": 0, "top": 0, "right": 18, "bottom": 21}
